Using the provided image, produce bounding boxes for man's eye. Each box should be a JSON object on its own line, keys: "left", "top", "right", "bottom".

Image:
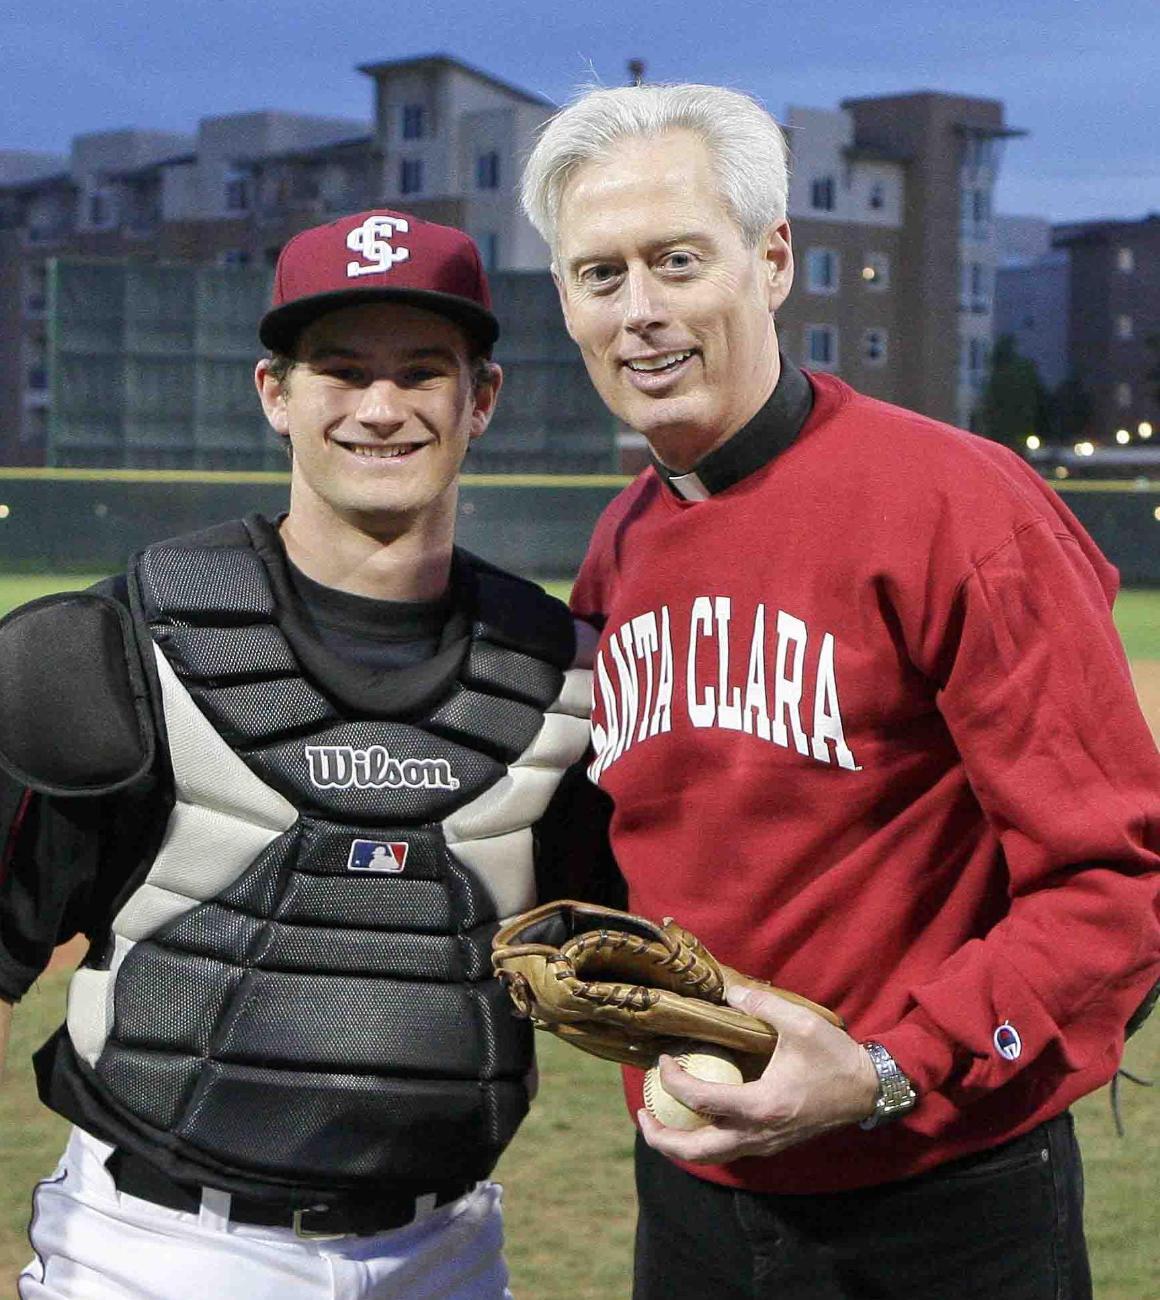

{"left": 581, "top": 264, "right": 621, "bottom": 287}
{"left": 403, "top": 368, "right": 444, "bottom": 385}
{"left": 324, "top": 367, "right": 363, "bottom": 384}
{"left": 660, "top": 251, "right": 696, "bottom": 271}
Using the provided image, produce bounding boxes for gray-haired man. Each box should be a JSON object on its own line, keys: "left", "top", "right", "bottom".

{"left": 522, "top": 83, "right": 1160, "bottom": 1300}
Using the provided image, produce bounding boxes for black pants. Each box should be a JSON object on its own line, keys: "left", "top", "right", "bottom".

{"left": 633, "top": 1114, "right": 1092, "bottom": 1300}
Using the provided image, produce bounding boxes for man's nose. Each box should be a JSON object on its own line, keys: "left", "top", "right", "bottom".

{"left": 622, "top": 266, "right": 668, "bottom": 333}
{"left": 355, "top": 379, "right": 406, "bottom": 428}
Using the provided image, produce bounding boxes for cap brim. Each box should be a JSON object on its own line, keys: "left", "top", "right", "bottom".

{"left": 259, "top": 287, "right": 500, "bottom": 355}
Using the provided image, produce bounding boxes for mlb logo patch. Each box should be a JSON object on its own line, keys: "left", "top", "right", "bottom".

{"left": 993, "top": 1021, "right": 1022, "bottom": 1061}
{"left": 346, "top": 839, "right": 409, "bottom": 874}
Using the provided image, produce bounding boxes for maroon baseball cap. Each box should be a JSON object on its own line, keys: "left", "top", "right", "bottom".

{"left": 259, "top": 209, "right": 499, "bottom": 355}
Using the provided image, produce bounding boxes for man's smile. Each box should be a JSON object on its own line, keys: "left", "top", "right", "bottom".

{"left": 333, "top": 439, "right": 428, "bottom": 461}
{"left": 623, "top": 349, "right": 697, "bottom": 374}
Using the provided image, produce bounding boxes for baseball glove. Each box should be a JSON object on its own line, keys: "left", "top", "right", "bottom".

{"left": 492, "top": 900, "right": 843, "bottom": 1078}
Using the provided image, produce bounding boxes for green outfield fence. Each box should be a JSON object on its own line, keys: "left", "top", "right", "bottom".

{"left": 0, "top": 470, "right": 1158, "bottom": 583}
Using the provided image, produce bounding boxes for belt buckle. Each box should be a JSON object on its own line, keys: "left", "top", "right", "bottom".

{"left": 292, "top": 1205, "right": 352, "bottom": 1241}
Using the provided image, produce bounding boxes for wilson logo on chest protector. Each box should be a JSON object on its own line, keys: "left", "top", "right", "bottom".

{"left": 305, "top": 744, "right": 460, "bottom": 791}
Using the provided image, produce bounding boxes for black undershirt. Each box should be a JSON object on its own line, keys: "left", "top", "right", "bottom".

{"left": 284, "top": 558, "right": 452, "bottom": 672}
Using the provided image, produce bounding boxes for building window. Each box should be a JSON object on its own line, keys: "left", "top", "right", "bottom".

{"left": 862, "top": 329, "right": 888, "bottom": 367}
{"left": 810, "top": 177, "right": 835, "bottom": 212}
{"left": 861, "top": 252, "right": 889, "bottom": 290}
{"left": 219, "top": 249, "right": 251, "bottom": 267}
{"left": 87, "top": 189, "right": 113, "bottom": 228}
{"left": 1116, "top": 382, "right": 1132, "bottom": 408}
{"left": 479, "top": 232, "right": 500, "bottom": 270}
{"left": 806, "top": 248, "right": 839, "bottom": 294}
{"left": 963, "top": 261, "right": 990, "bottom": 313}
{"left": 1116, "top": 246, "right": 1134, "bottom": 273}
{"left": 224, "top": 167, "right": 250, "bottom": 214}
{"left": 24, "top": 263, "right": 47, "bottom": 314}
{"left": 805, "top": 325, "right": 838, "bottom": 370}
{"left": 963, "top": 136, "right": 994, "bottom": 170}
{"left": 1115, "top": 314, "right": 1133, "bottom": 339}
{"left": 966, "top": 337, "right": 990, "bottom": 380}
{"left": 26, "top": 364, "right": 48, "bottom": 392}
{"left": 401, "top": 104, "right": 425, "bottom": 140}
{"left": 400, "top": 158, "right": 424, "bottom": 196}
{"left": 961, "top": 186, "right": 991, "bottom": 236}
{"left": 476, "top": 151, "right": 500, "bottom": 190}
{"left": 868, "top": 181, "right": 885, "bottom": 211}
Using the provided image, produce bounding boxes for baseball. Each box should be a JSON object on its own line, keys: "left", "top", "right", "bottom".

{"left": 642, "top": 1043, "right": 744, "bottom": 1130}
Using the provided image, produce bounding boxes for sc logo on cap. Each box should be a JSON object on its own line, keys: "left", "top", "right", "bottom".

{"left": 347, "top": 215, "right": 410, "bottom": 278}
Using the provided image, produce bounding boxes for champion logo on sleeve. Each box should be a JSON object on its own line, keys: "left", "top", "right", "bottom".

{"left": 346, "top": 839, "right": 410, "bottom": 874}
{"left": 993, "top": 1021, "right": 1023, "bottom": 1060}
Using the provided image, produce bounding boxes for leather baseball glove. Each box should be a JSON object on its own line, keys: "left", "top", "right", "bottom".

{"left": 491, "top": 900, "right": 843, "bottom": 1078}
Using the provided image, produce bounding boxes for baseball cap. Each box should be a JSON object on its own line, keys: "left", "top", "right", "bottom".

{"left": 259, "top": 209, "right": 499, "bottom": 356}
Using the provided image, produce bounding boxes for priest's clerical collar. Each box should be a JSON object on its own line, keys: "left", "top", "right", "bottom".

{"left": 651, "top": 356, "right": 813, "bottom": 501}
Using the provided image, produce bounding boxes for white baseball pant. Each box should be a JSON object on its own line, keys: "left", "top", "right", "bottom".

{"left": 19, "top": 1128, "right": 514, "bottom": 1299}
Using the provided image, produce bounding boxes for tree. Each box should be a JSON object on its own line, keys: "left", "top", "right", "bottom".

{"left": 1046, "top": 375, "right": 1093, "bottom": 441}
{"left": 978, "top": 335, "right": 1047, "bottom": 447}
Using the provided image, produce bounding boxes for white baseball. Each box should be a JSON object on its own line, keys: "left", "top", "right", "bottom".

{"left": 642, "top": 1043, "right": 744, "bottom": 1130}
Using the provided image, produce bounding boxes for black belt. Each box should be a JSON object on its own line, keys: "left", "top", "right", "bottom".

{"left": 105, "top": 1149, "right": 473, "bottom": 1238}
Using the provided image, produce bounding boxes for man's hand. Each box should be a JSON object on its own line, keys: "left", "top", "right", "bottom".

{"left": 637, "top": 985, "right": 880, "bottom": 1164}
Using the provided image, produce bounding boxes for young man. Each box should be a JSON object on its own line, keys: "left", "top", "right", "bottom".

{"left": 0, "top": 209, "right": 600, "bottom": 1298}
{"left": 521, "top": 84, "right": 1160, "bottom": 1299}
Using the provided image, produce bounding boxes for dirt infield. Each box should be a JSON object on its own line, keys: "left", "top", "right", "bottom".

{"left": 44, "top": 664, "right": 1160, "bottom": 978}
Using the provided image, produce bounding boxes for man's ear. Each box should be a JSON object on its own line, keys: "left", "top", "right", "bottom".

{"left": 762, "top": 219, "right": 794, "bottom": 312}
{"left": 469, "top": 362, "right": 504, "bottom": 441}
{"left": 255, "top": 359, "right": 290, "bottom": 435}
{"left": 552, "top": 266, "right": 579, "bottom": 344}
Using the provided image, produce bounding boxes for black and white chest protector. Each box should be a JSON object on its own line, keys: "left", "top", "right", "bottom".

{"left": 62, "top": 520, "right": 594, "bottom": 1187}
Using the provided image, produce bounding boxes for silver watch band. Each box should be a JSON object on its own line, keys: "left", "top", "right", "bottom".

{"left": 859, "top": 1041, "right": 917, "bottom": 1130}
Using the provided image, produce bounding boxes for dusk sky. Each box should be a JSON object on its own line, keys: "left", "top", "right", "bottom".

{"left": 3, "top": 0, "right": 1156, "bottom": 223}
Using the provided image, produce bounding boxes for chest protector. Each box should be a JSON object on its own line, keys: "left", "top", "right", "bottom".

{"left": 62, "top": 528, "right": 594, "bottom": 1188}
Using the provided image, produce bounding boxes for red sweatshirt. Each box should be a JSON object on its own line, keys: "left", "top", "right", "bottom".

{"left": 570, "top": 371, "right": 1160, "bottom": 1194}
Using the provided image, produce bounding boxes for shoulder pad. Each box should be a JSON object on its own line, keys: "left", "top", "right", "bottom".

{"left": 463, "top": 553, "right": 576, "bottom": 669}
{"left": 0, "top": 592, "right": 155, "bottom": 796}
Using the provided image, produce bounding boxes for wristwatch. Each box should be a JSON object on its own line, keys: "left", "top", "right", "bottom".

{"left": 858, "top": 1041, "right": 917, "bottom": 1129}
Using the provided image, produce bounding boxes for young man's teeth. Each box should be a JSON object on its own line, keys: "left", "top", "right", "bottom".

{"left": 628, "top": 350, "right": 693, "bottom": 373}
{"left": 348, "top": 444, "right": 414, "bottom": 458}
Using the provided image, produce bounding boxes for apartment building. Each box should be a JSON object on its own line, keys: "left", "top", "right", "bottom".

{"left": 1052, "top": 214, "right": 1159, "bottom": 442}
{"left": 0, "top": 56, "right": 1023, "bottom": 468}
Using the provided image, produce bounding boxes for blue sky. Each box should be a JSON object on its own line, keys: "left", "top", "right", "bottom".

{"left": 4, "top": 0, "right": 1156, "bottom": 221}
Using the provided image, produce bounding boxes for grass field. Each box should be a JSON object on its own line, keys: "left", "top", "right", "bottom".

{"left": 0, "top": 575, "right": 1157, "bottom": 1296}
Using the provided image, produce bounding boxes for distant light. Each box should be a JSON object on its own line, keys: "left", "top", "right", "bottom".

{"left": 1053, "top": 465, "right": 1070, "bottom": 479}
{"left": 1115, "top": 429, "right": 1131, "bottom": 445}
{"left": 1154, "top": 506, "right": 1160, "bottom": 523}
{"left": 0, "top": 504, "right": 9, "bottom": 519}
{"left": 861, "top": 265, "right": 878, "bottom": 282}
{"left": 1074, "top": 441, "right": 1095, "bottom": 457}
{"left": 1140, "top": 422, "right": 1154, "bottom": 439}
{"left": 1025, "top": 435, "right": 1041, "bottom": 450}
